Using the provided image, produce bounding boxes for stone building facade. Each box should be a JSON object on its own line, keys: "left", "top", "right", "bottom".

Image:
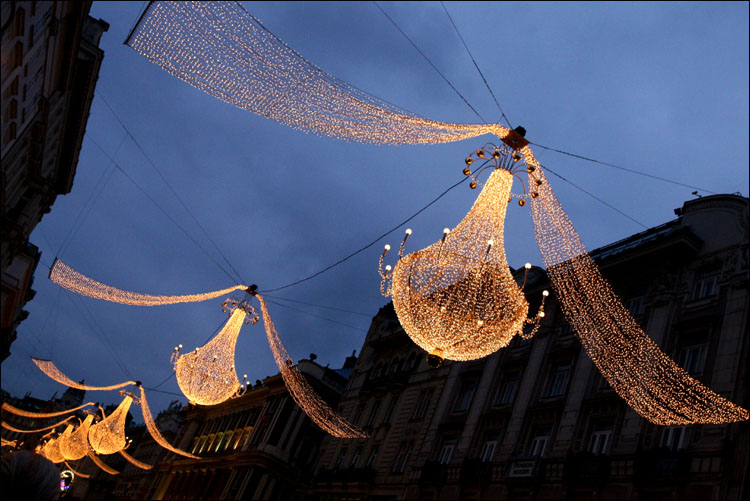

{"left": 311, "top": 194, "right": 749, "bottom": 501}
{"left": 147, "top": 357, "right": 356, "bottom": 500}
{"left": 0, "top": 1, "right": 108, "bottom": 361}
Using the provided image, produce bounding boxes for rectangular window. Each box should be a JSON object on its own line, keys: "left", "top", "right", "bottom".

{"left": 454, "top": 381, "right": 477, "bottom": 413}
{"left": 494, "top": 373, "right": 519, "bottom": 406}
{"left": 587, "top": 420, "right": 614, "bottom": 455}
{"left": 627, "top": 296, "right": 645, "bottom": 317}
{"left": 366, "top": 400, "right": 381, "bottom": 427}
{"left": 661, "top": 426, "right": 687, "bottom": 451}
{"left": 679, "top": 344, "right": 707, "bottom": 375}
{"left": 351, "top": 447, "right": 362, "bottom": 468}
{"left": 479, "top": 432, "right": 499, "bottom": 462}
{"left": 392, "top": 441, "right": 414, "bottom": 473}
{"left": 529, "top": 427, "right": 551, "bottom": 457}
{"left": 544, "top": 363, "right": 571, "bottom": 398}
{"left": 352, "top": 404, "right": 364, "bottom": 426}
{"left": 334, "top": 448, "right": 347, "bottom": 469}
{"left": 412, "top": 389, "right": 433, "bottom": 420}
{"left": 438, "top": 437, "right": 456, "bottom": 464}
{"left": 383, "top": 395, "right": 398, "bottom": 424}
{"left": 693, "top": 271, "right": 719, "bottom": 300}
{"left": 366, "top": 446, "right": 379, "bottom": 468}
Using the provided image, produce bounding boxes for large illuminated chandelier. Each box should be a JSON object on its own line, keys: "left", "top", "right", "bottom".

{"left": 171, "top": 296, "right": 257, "bottom": 406}
{"left": 115, "top": 0, "right": 749, "bottom": 427}
{"left": 380, "top": 141, "right": 547, "bottom": 367}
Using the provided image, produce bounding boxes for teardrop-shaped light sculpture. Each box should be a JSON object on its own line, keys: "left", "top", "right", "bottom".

{"left": 59, "top": 414, "right": 95, "bottom": 461}
{"left": 381, "top": 145, "right": 543, "bottom": 365}
{"left": 88, "top": 395, "right": 133, "bottom": 455}
{"left": 174, "top": 306, "right": 251, "bottom": 406}
{"left": 41, "top": 436, "right": 65, "bottom": 463}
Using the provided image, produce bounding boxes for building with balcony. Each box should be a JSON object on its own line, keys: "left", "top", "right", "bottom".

{"left": 0, "top": 0, "right": 108, "bottom": 361}
{"left": 311, "top": 194, "right": 749, "bottom": 501}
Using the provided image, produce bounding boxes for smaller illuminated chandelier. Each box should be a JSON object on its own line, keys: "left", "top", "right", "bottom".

{"left": 59, "top": 412, "right": 96, "bottom": 461}
{"left": 380, "top": 138, "right": 547, "bottom": 367}
{"left": 88, "top": 391, "right": 136, "bottom": 455}
{"left": 172, "top": 291, "right": 258, "bottom": 406}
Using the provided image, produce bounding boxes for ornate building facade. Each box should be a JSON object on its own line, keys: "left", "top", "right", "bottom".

{"left": 311, "top": 194, "right": 749, "bottom": 501}
{"left": 145, "top": 356, "right": 356, "bottom": 500}
{"left": 0, "top": 0, "right": 108, "bottom": 361}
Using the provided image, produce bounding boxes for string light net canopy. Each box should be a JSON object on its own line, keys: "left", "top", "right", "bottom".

{"left": 1, "top": 416, "right": 74, "bottom": 434}
{"left": 2, "top": 401, "right": 95, "bottom": 418}
{"left": 49, "top": 259, "right": 247, "bottom": 306}
{"left": 87, "top": 451, "right": 119, "bottom": 475}
{"left": 518, "top": 146, "right": 749, "bottom": 425}
{"left": 88, "top": 394, "right": 133, "bottom": 455}
{"left": 59, "top": 414, "right": 95, "bottom": 461}
{"left": 119, "top": 449, "right": 153, "bottom": 470}
{"left": 380, "top": 146, "right": 548, "bottom": 363}
{"left": 125, "top": 1, "right": 510, "bottom": 145}
{"left": 173, "top": 305, "right": 254, "bottom": 406}
{"left": 122, "top": 0, "right": 747, "bottom": 427}
{"left": 256, "top": 294, "right": 367, "bottom": 439}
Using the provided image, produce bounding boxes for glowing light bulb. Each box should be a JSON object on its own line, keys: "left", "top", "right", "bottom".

{"left": 524, "top": 263, "right": 532, "bottom": 269}
{"left": 405, "top": 228, "right": 412, "bottom": 235}
{"left": 384, "top": 244, "right": 391, "bottom": 251}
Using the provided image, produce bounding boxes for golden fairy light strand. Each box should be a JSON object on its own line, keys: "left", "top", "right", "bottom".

{"left": 1, "top": 438, "right": 18, "bottom": 448}
{"left": 59, "top": 414, "right": 95, "bottom": 461}
{"left": 87, "top": 450, "right": 120, "bottom": 475}
{"left": 88, "top": 395, "right": 133, "bottom": 455}
{"left": 523, "top": 145, "right": 749, "bottom": 425}
{"left": 138, "top": 386, "right": 200, "bottom": 459}
{"left": 256, "top": 294, "right": 367, "bottom": 438}
{"left": 119, "top": 449, "right": 153, "bottom": 470}
{"left": 126, "top": 1, "right": 510, "bottom": 145}
{"left": 1, "top": 416, "right": 73, "bottom": 434}
{"left": 49, "top": 259, "right": 247, "bottom": 306}
{"left": 32, "top": 358, "right": 136, "bottom": 391}
{"left": 1, "top": 401, "right": 96, "bottom": 418}
{"left": 382, "top": 164, "right": 532, "bottom": 363}
{"left": 173, "top": 308, "right": 246, "bottom": 406}
{"left": 64, "top": 461, "right": 91, "bottom": 479}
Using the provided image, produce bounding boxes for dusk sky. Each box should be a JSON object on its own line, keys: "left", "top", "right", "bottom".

{"left": 3, "top": 1, "right": 748, "bottom": 418}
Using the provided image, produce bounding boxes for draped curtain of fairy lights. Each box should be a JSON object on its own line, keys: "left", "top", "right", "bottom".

{"left": 125, "top": 1, "right": 508, "bottom": 145}
{"left": 121, "top": 1, "right": 749, "bottom": 426}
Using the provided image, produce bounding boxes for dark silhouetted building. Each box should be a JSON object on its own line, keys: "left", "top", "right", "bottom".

{"left": 1, "top": 1, "right": 108, "bottom": 361}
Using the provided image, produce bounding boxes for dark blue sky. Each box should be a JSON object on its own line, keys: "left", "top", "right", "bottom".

{"left": 3, "top": 1, "right": 748, "bottom": 417}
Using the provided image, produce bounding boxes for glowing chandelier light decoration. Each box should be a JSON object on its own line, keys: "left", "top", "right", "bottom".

{"left": 40, "top": 436, "right": 65, "bottom": 464}
{"left": 49, "top": 259, "right": 248, "bottom": 306}
{"left": 30, "top": 359, "right": 200, "bottom": 459}
{"left": 118, "top": 0, "right": 748, "bottom": 427}
{"left": 172, "top": 299, "right": 257, "bottom": 406}
{"left": 59, "top": 414, "right": 95, "bottom": 461}
{"left": 88, "top": 392, "right": 134, "bottom": 455}
{"left": 380, "top": 143, "right": 547, "bottom": 366}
